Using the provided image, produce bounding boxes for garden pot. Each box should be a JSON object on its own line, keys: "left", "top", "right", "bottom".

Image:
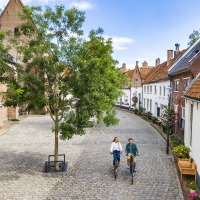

{"left": 190, "top": 189, "right": 196, "bottom": 193}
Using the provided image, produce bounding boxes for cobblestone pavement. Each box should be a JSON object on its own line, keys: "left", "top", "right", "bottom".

{"left": 0, "top": 110, "right": 184, "bottom": 200}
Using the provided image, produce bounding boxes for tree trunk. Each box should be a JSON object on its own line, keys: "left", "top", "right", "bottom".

{"left": 54, "top": 123, "right": 59, "bottom": 170}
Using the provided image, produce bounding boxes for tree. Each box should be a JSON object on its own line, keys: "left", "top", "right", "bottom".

{"left": 188, "top": 29, "right": 200, "bottom": 46}
{"left": 4, "top": 5, "right": 123, "bottom": 170}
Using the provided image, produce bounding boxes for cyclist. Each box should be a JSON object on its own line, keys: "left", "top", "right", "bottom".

{"left": 110, "top": 137, "right": 123, "bottom": 170}
{"left": 125, "top": 138, "right": 139, "bottom": 172}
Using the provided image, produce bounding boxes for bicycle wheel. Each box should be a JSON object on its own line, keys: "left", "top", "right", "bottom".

{"left": 130, "top": 160, "right": 134, "bottom": 184}
{"left": 114, "top": 167, "right": 117, "bottom": 180}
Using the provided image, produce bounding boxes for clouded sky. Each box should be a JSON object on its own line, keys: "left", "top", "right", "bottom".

{"left": 1, "top": 0, "right": 200, "bottom": 69}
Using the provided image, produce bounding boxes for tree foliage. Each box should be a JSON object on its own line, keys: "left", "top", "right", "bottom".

{"left": 188, "top": 29, "right": 200, "bottom": 46}
{"left": 3, "top": 5, "right": 124, "bottom": 168}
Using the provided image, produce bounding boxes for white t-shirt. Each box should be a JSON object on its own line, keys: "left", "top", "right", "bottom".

{"left": 110, "top": 142, "right": 123, "bottom": 152}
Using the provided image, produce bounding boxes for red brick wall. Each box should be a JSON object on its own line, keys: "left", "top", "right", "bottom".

{"left": 171, "top": 71, "right": 192, "bottom": 131}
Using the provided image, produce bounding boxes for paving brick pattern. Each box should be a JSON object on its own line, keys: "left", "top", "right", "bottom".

{"left": 0, "top": 110, "right": 184, "bottom": 200}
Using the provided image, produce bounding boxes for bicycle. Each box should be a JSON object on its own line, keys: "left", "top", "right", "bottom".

{"left": 112, "top": 151, "right": 119, "bottom": 180}
{"left": 129, "top": 154, "right": 135, "bottom": 184}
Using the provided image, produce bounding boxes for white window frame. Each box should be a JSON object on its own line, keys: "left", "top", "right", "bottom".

{"left": 174, "top": 79, "right": 179, "bottom": 92}
{"left": 183, "top": 77, "right": 190, "bottom": 91}
{"left": 174, "top": 105, "right": 178, "bottom": 113}
{"left": 182, "top": 107, "right": 185, "bottom": 119}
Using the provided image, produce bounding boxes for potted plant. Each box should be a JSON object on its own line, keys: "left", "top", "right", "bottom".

{"left": 188, "top": 181, "right": 198, "bottom": 193}
{"left": 188, "top": 191, "right": 200, "bottom": 200}
{"left": 172, "top": 144, "right": 190, "bottom": 158}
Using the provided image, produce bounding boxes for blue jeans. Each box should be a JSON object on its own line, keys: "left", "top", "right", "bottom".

{"left": 113, "top": 150, "right": 120, "bottom": 165}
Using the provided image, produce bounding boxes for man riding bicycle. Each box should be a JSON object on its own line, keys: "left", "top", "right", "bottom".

{"left": 125, "top": 138, "right": 139, "bottom": 172}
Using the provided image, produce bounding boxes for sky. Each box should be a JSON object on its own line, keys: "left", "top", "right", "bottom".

{"left": 1, "top": 0, "right": 200, "bottom": 69}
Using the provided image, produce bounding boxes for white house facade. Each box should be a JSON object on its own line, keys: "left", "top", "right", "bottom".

{"left": 184, "top": 73, "right": 200, "bottom": 185}
{"left": 143, "top": 80, "right": 170, "bottom": 118}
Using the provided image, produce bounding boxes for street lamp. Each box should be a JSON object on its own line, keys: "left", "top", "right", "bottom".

{"left": 166, "top": 86, "right": 172, "bottom": 154}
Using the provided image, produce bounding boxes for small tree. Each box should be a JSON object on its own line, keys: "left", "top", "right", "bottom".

{"left": 4, "top": 5, "right": 123, "bottom": 170}
{"left": 188, "top": 29, "right": 200, "bottom": 46}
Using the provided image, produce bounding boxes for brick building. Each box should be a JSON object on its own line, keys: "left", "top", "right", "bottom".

{"left": 168, "top": 40, "right": 200, "bottom": 135}
{"left": 0, "top": 0, "right": 25, "bottom": 124}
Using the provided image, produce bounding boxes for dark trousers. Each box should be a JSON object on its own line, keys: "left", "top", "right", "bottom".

{"left": 113, "top": 150, "right": 120, "bottom": 165}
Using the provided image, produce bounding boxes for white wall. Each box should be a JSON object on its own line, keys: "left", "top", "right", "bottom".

{"left": 118, "top": 87, "right": 142, "bottom": 109}
{"left": 184, "top": 99, "right": 200, "bottom": 184}
{"left": 143, "top": 80, "right": 170, "bottom": 118}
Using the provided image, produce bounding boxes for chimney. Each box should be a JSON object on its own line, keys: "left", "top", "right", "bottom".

{"left": 122, "top": 63, "right": 127, "bottom": 73}
{"left": 167, "top": 50, "right": 173, "bottom": 65}
{"left": 174, "top": 43, "right": 180, "bottom": 58}
{"left": 155, "top": 58, "right": 160, "bottom": 66}
{"left": 142, "top": 61, "right": 148, "bottom": 67}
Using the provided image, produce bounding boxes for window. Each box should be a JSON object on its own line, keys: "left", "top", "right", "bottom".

{"left": 147, "top": 99, "right": 149, "bottom": 111}
{"left": 150, "top": 100, "right": 152, "bottom": 112}
{"left": 154, "top": 85, "right": 157, "bottom": 94}
{"left": 174, "top": 80, "right": 179, "bottom": 91}
{"left": 174, "top": 105, "right": 178, "bottom": 113}
{"left": 182, "top": 107, "right": 185, "bottom": 119}
{"left": 163, "top": 86, "right": 165, "bottom": 96}
{"left": 150, "top": 86, "right": 152, "bottom": 93}
{"left": 183, "top": 78, "right": 190, "bottom": 91}
{"left": 159, "top": 86, "right": 162, "bottom": 96}
{"left": 144, "top": 98, "right": 145, "bottom": 108}
{"left": 144, "top": 86, "right": 146, "bottom": 93}
{"left": 147, "top": 86, "right": 149, "bottom": 93}
{"left": 135, "top": 79, "right": 138, "bottom": 88}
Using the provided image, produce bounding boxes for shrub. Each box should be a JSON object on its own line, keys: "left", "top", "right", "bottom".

{"left": 188, "top": 192, "right": 200, "bottom": 200}
{"left": 172, "top": 144, "right": 190, "bottom": 158}
{"left": 9, "top": 118, "right": 20, "bottom": 121}
{"left": 188, "top": 181, "right": 198, "bottom": 190}
{"left": 151, "top": 116, "right": 157, "bottom": 123}
{"left": 171, "top": 135, "right": 184, "bottom": 147}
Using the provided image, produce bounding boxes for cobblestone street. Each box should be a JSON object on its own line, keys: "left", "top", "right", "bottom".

{"left": 0, "top": 110, "right": 184, "bottom": 200}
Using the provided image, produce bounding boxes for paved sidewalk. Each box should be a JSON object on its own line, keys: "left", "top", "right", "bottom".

{"left": 0, "top": 110, "right": 184, "bottom": 200}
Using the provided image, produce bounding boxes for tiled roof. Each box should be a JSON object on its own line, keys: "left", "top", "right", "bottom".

{"left": 139, "top": 67, "right": 152, "bottom": 80}
{"left": 125, "top": 69, "right": 134, "bottom": 80}
{"left": 144, "top": 49, "right": 187, "bottom": 84}
{"left": 184, "top": 73, "right": 200, "bottom": 100}
{"left": 189, "top": 53, "right": 200, "bottom": 76}
{"left": 168, "top": 39, "right": 200, "bottom": 75}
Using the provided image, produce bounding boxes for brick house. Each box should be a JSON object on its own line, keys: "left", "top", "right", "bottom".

{"left": 168, "top": 39, "right": 200, "bottom": 136}
{"left": 0, "top": 0, "right": 25, "bottom": 123}
{"left": 118, "top": 63, "right": 134, "bottom": 108}
{"left": 143, "top": 46, "right": 186, "bottom": 118}
{"left": 131, "top": 61, "right": 152, "bottom": 109}
{"left": 183, "top": 73, "right": 200, "bottom": 186}
{"left": 118, "top": 62, "right": 151, "bottom": 109}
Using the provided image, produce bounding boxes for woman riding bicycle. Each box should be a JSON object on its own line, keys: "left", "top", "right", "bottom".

{"left": 110, "top": 137, "right": 123, "bottom": 170}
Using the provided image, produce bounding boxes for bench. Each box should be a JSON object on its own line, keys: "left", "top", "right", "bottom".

{"left": 179, "top": 161, "right": 197, "bottom": 182}
{"left": 178, "top": 157, "right": 192, "bottom": 168}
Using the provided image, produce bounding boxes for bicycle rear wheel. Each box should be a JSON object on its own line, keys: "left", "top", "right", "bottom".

{"left": 114, "top": 168, "right": 117, "bottom": 180}
{"left": 130, "top": 160, "right": 134, "bottom": 184}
